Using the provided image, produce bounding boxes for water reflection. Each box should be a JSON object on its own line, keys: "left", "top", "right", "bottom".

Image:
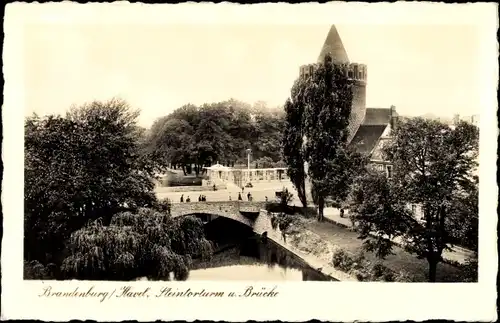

{"left": 188, "top": 216, "right": 335, "bottom": 281}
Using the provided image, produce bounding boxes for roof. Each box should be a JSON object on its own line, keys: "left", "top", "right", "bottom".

{"left": 350, "top": 124, "right": 388, "bottom": 155}
{"left": 317, "top": 25, "right": 350, "bottom": 64}
{"left": 363, "top": 108, "right": 394, "bottom": 126}
{"left": 205, "top": 164, "right": 230, "bottom": 171}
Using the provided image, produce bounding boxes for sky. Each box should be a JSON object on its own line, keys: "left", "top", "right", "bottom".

{"left": 23, "top": 24, "right": 481, "bottom": 127}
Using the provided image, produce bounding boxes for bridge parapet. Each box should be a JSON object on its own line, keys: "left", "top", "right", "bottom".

{"left": 170, "top": 201, "right": 267, "bottom": 221}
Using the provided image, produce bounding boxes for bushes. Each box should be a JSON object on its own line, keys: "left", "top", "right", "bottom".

{"left": 331, "top": 248, "right": 413, "bottom": 282}
{"left": 24, "top": 260, "right": 56, "bottom": 280}
{"left": 331, "top": 249, "right": 354, "bottom": 272}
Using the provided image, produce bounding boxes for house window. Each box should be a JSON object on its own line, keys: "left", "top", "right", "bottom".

{"left": 386, "top": 165, "right": 393, "bottom": 179}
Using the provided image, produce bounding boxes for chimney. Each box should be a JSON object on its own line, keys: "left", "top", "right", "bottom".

{"left": 390, "top": 105, "right": 397, "bottom": 131}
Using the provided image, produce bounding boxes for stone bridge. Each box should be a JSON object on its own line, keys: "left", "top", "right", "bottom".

{"left": 170, "top": 201, "right": 268, "bottom": 228}
{"left": 170, "top": 200, "right": 352, "bottom": 281}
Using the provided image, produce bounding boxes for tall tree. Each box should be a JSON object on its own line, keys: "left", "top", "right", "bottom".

{"left": 282, "top": 87, "right": 307, "bottom": 208}
{"left": 349, "top": 118, "right": 479, "bottom": 282}
{"left": 301, "top": 55, "right": 356, "bottom": 221}
{"left": 24, "top": 99, "right": 157, "bottom": 265}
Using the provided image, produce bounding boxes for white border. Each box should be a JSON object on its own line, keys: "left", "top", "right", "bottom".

{"left": 2, "top": 2, "right": 498, "bottom": 321}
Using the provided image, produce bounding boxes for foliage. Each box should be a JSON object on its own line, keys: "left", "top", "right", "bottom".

{"left": 279, "top": 187, "right": 294, "bottom": 210}
{"left": 254, "top": 156, "right": 275, "bottom": 168}
{"left": 145, "top": 99, "right": 285, "bottom": 175}
{"left": 446, "top": 177, "right": 479, "bottom": 251}
{"left": 457, "top": 258, "right": 478, "bottom": 282}
{"left": 349, "top": 118, "right": 479, "bottom": 282}
{"left": 270, "top": 212, "right": 294, "bottom": 234}
{"left": 24, "top": 260, "right": 56, "bottom": 280}
{"left": 284, "top": 54, "right": 365, "bottom": 221}
{"left": 331, "top": 249, "right": 354, "bottom": 272}
{"left": 24, "top": 99, "right": 158, "bottom": 265}
{"left": 282, "top": 92, "right": 307, "bottom": 208}
{"left": 331, "top": 248, "right": 414, "bottom": 282}
{"left": 61, "top": 208, "right": 212, "bottom": 280}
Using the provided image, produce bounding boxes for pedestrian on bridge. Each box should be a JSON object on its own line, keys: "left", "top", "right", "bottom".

{"left": 238, "top": 192, "right": 242, "bottom": 201}
{"left": 180, "top": 194, "right": 184, "bottom": 203}
{"left": 229, "top": 195, "right": 232, "bottom": 201}
{"left": 186, "top": 196, "right": 191, "bottom": 203}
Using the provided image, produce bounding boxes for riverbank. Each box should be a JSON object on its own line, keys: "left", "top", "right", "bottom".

{"left": 282, "top": 216, "right": 467, "bottom": 282}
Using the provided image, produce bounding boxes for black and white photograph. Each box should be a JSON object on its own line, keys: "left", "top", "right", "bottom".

{"left": 2, "top": 2, "right": 497, "bottom": 322}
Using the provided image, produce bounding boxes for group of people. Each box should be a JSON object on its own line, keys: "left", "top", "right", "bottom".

{"left": 179, "top": 188, "right": 272, "bottom": 203}
{"left": 179, "top": 194, "right": 208, "bottom": 203}
{"left": 234, "top": 192, "right": 259, "bottom": 201}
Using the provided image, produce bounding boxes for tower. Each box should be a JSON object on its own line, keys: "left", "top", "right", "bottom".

{"left": 299, "top": 25, "right": 367, "bottom": 143}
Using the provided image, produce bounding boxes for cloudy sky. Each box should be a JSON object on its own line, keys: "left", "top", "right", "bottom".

{"left": 24, "top": 23, "right": 481, "bottom": 127}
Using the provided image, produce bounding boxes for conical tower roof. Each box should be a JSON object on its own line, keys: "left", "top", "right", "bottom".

{"left": 317, "top": 25, "right": 350, "bottom": 64}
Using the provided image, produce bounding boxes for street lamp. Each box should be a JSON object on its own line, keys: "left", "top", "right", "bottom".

{"left": 246, "top": 149, "right": 252, "bottom": 170}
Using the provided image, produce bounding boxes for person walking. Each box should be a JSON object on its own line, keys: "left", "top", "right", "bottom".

{"left": 265, "top": 196, "right": 268, "bottom": 202}
{"left": 198, "top": 195, "right": 202, "bottom": 202}
{"left": 186, "top": 196, "right": 191, "bottom": 203}
{"left": 229, "top": 195, "right": 232, "bottom": 201}
{"left": 247, "top": 192, "right": 251, "bottom": 201}
{"left": 180, "top": 194, "right": 184, "bottom": 202}
{"left": 238, "top": 192, "right": 243, "bottom": 201}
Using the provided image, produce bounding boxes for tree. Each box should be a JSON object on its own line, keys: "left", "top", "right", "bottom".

{"left": 146, "top": 99, "right": 285, "bottom": 172}
{"left": 192, "top": 103, "right": 234, "bottom": 174}
{"left": 255, "top": 156, "right": 274, "bottom": 168}
{"left": 24, "top": 99, "right": 157, "bottom": 266}
{"left": 349, "top": 118, "right": 479, "bottom": 282}
{"left": 283, "top": 92, "right": 307, "bottom": 208}
{"left": 251, "top": 106, "right": 285, "bottom": 162}
{"left": 61, "top": 208, "right": 212, "bottom": 280}
{"left": 301, "top": 55, "right": 358, "bottom": 221}
{"left": 146, "top": 104, "right": 199, "bottom": 175}
{"left": 447, "top": 176, "right": 478, "bottom": 251}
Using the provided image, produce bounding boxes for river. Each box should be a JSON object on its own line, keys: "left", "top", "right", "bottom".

{"left": 187, "top": 216, "right": 335, "bottom": 281}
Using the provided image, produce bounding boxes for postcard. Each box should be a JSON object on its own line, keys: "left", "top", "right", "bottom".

{"left": 2, "top": 2, "right": 498, "bottom": 321}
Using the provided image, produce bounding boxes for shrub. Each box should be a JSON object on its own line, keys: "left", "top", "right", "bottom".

{"left": 351, "top": 268, "right": 370, "bottom": 281}
{"left": 394, "top": 270, "right": 415, "bottom": 282}
{"left": 331, "top": 249, "right": 354, "bottom": 272}
{"left": 351, "top": 250, "right": 366, "bottom": 270}
{"left": 369, "top": 262, "right": 396, "bottom": 281}
{"left": 24, "top": 260, "right": 55, "bottom": 280}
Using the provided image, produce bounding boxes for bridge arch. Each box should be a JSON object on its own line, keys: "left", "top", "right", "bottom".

{"left": 170, "top": 201, "right": 266, "bottom": 228}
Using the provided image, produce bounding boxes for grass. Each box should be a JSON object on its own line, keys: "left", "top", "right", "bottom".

{"left": 306, "top": 220, "right": 466, "bottom": 282}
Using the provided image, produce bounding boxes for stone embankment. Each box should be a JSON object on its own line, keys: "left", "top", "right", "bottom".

{"left": 253, "top": 210, "right": 357, "bottom": 281}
